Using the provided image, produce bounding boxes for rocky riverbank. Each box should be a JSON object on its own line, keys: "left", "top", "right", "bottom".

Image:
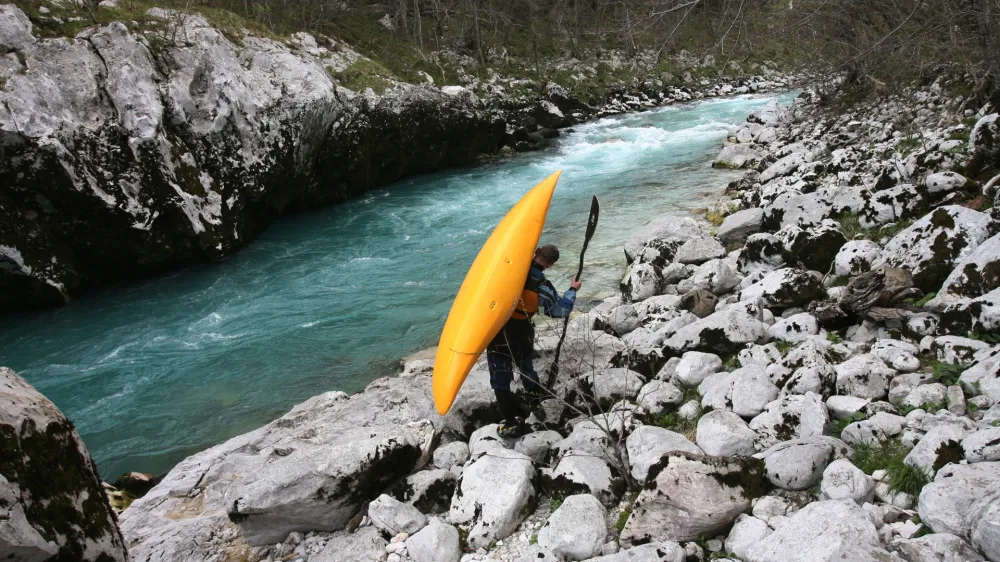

{"left": 0, "top": 2, "right": 794, "bottom": 313}
{"left": 5, "top": 75, "right": 1000, "bottom": 562}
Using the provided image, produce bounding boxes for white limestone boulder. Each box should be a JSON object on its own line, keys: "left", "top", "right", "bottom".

{"left": 537, "top": 494, "right": 608, "bottom": 561}
{"left": 450, "top": 448, "right": 536, "bottom": 549}
{"left": 755, "top": 437, "right": 852, "bottom": 491}
{"left": 749, "top": 392, "right": 829, "bottom": 450}
{"left": 407, "top": 519, "right": 461, "bottom": 562}
{"left": 834, "top": 240, "right": 882, "bottom": 277}
{"left": 820, "top": 459, "right": 875, "bottom": 504}
{"left": 620, "top": 452, "right": 766, "bottom": 545}
{"left": 369, "top": 494, "right": 428, "bottom": 536}
{"left": 697, "top": 410, "right": 758, "bottom": 457}
{"left": 626, "top": 425, "right": 703, "bottom": 483}
{"left": 745, "top": 500, "right": 892, "bottom": 562}
{"left": 872, "top": 206, "right": 996, "bottom": 292}
{"left": 739, "top": 268, "right": 827, "bottom": 309}
{"left": 717, "top": 208, "right": 765, "bottom": 244}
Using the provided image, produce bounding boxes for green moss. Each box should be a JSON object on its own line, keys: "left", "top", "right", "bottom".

{"left": 0, "top": 417, "right": 125, "bottom": 559}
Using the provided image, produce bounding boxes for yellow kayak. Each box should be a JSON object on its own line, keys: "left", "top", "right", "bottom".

{"left": 432, "top": 171, "right": 562, "bottom": 415}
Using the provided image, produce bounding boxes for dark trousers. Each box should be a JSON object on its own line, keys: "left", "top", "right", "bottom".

{"left": 486, "top": 318, "right": 542, "bottom": 425}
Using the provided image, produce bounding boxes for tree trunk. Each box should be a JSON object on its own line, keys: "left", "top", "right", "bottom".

{"left": 471, "top": 0, "right": 486, "bottom": 66}
{"left": 414, "top": 0, "right": 424, "bottom": 51}
{"left": 528, "top": 0, "right": 540, "bottom": 78}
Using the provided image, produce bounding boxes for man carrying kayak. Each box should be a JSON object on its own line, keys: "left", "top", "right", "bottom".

{"left": 488, "top": 244, "right": 581, "bottom": 438}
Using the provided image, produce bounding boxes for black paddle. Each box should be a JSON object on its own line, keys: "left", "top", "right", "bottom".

{"left": 545, "top": 196, "right": 600, "bottom": 390}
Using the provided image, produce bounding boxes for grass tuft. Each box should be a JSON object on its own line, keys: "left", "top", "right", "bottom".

{"left": 836, "top": 212, "right": 864, "bottom": 240}
{"left": 851, "top": 439, "right": 929, "bottom": 497}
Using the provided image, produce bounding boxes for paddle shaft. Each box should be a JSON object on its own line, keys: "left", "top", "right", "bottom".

{"left": 545, "top": 196, "right": 599, "bottom": 389}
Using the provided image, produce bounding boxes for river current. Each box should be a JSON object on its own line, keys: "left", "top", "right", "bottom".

{"left": 0, "top": 92, "right": 794, "bottom": 479}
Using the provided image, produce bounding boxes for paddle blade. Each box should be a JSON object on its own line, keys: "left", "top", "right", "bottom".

{"left": 586, "top": 196, "right": 600, "bottom": 242}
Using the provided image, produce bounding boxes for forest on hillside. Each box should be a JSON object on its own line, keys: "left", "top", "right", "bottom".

{"left": 14, "top": 0, "right": 1000, "bottom": 102}
{"left": 160, "top": 0, "right": 1000, "bottom": 100}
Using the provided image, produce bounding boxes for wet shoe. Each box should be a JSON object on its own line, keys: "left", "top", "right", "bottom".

{"left": 497, "top": 422, "right": 525, "bottom": 439}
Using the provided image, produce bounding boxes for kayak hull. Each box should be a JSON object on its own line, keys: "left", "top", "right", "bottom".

{"left": 432, "top": 171, "right": 561, "bottom": 415}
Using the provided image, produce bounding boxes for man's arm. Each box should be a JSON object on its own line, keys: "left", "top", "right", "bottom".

{"left": 538, "top": 279, "right": 579, "bottom": 318}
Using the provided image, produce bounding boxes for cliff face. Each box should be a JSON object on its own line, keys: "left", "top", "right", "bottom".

{"left": 0, "top": 6, "right": 505, "bottom": 312}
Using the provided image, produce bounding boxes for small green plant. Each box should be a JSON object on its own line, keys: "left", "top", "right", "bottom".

{"left": 722, "top": 355, "right": 740, "bottom": 371}
{"left": 656, "top": 412, "right": 697, "bottom": 433}
{"left": 905, "top": 292, "right": 936, "bottom": 307}
{"left": 655, "top": 399, "right": 706, "bottom": 441}
{"left": 830, "top": 411, "right": 866, "bottom": 435}
{"left": 970, "top": 331, "right": 1000, "bottom": 344}
{"left": 932, "top": 362, "right": 964, "bottom": 386}
{"left": 899, "top": 400, "right": 946, "bottom": 415}
{"left": 851, "top": 439, "right": 930, "bottom": 496}
{"left": 549, "top": 497, "right": 563, "bottom": 511}
{"left": 826, "top": 331, "right": 844, "bottom": 344}
{"left": 530, "top": 533, "right": 538, "bottom": 545}
{"left": 614, "top": 509, "right": 632, "bottom": 533}
{"left": 774, "top": 340, "right": 793, "bottom": 355}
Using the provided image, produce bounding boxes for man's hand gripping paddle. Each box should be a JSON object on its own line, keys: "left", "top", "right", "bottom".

{"left": 544, "top": 196, "right": 600, "bottom": 391}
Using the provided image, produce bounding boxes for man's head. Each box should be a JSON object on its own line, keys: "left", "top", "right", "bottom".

{"left": 534, "top": 244, "right": 560, "bottom": 269}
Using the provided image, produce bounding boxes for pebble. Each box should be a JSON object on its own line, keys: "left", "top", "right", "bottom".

{"left": 391, "top": 532, "right": 408, "bottom": 543}
{"left": 387, "top": 554, "right": 401, "bottom": 562}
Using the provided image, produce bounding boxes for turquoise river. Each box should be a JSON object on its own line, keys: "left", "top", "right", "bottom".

{"left": 0, "top": 92, "right": 794, "bottom": 480}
